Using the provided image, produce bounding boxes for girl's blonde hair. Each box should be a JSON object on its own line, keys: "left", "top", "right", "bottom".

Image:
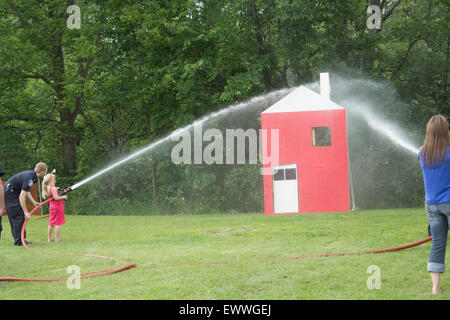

{"left": 41, "top": 173, "right": 53, "bottom": 199}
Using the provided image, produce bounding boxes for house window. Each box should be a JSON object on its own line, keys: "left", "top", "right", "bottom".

{"left": 312, "top": 127, "right": 331, "bottom": 146}
{"left": 273, "top": 169, "right": 285, "bottom": 181}
{"left": 272, "top": 166, "right": 297, "bottom": 181}
{"left": 285, "top": 168, "right": 297, "bottom": 180}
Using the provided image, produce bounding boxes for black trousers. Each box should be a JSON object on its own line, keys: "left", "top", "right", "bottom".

{"left": 6, "top": 205, "right": 26, "bottom": 245}
{"left": 0, "top": 215, "right": 2, "bottom": 238}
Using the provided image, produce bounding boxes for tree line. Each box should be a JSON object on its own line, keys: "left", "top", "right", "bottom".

{"left": 0, "top": 0, "right": 448, "bottom": 214}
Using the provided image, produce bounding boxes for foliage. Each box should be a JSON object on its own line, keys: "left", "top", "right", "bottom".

{"left": 0, "top": 0, "right": 448, "bottom": 213}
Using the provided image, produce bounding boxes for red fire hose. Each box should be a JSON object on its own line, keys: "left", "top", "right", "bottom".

{"left": 0, "top": 198, "right": 136, "bottom": 282}
{"left": 141, "top": 236, "right": 432, "bottom": 270}
{"left": 21, "top": 198, "right": 52, "bottom": 250}
{"left": 257, "top": 235, "right": 432, "bottom": 263}
{"left": 0, "top": 259, "right": 137, "bottom": 282}
{"left": 2, "top": 198, "right": 433, "bottom": 281}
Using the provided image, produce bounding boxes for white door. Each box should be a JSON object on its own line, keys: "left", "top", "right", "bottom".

{"left": 272, "top": 164, "right": 299, "bottom": 214}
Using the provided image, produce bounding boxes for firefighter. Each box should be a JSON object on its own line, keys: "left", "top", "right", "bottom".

{"left": 4, "top": 162, "right": 47, "bottom": 246}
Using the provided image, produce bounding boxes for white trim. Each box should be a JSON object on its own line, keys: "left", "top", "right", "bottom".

{"left": 262, "top": 85, "right": 343, "bottom": 114}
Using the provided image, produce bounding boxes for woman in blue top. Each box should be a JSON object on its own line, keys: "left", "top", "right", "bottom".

{"left": 419, "top": 114, "right": 450, "bottom": 295}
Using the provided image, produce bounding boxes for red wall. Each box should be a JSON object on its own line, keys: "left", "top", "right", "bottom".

{"left": 261, "top": 109, "right": 350, "bottom": 214}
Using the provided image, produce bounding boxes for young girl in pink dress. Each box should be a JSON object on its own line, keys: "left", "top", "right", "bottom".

{"left": 42, "top": 171, "right": 68, "bottom": 242}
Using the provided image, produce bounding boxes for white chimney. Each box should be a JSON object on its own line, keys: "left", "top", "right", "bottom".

{"left": 320, "top": 72, "right": 330, "bottom": 101}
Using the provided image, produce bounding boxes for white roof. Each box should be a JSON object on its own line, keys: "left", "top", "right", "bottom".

{"left": 262, "top": 85, "right": 343, "bottom": 114}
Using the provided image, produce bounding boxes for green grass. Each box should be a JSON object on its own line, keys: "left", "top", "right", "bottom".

{"left": 0, "top": 208, "right": 447, "bottom": 300}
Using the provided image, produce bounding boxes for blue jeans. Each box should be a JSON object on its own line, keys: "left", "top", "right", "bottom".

{"left": 426, "top": 202, "right": 450, "bottom": 273}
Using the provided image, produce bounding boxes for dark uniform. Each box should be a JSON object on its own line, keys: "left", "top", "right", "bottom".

{"left": 4, "top": 170, "right": 38, "bottom": 245}
{"left": 0, "top": 165, "right": 4, "bottom": 239}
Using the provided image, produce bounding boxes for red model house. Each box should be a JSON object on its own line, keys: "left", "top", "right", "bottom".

{"left": 261, "top": 73, "right": 350, "bottom": 214}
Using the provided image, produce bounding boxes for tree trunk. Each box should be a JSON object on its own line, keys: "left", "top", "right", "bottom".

{"left": 52, "top": 50, "right": 77, "bottom": 176}
{"left": 59, "top": 109, "right": 77, "bottom": 176}
{"left": 249, "top": 0, "right": 272, "bottom": 91}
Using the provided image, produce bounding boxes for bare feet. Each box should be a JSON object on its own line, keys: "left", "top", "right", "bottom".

{"left": 433, "top": 287, "right": 442, "bottom": 295}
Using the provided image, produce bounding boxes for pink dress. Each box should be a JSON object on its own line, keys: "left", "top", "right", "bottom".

{"left": 49, "top": 186, "right": 65, "bottom": 226}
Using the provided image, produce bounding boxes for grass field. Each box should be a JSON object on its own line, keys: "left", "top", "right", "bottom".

{"left": 0, "top": 208, "right": 447, "bottom": 300}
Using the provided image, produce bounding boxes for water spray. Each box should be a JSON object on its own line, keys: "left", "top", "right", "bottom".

{"left": 19, "top": 88, "right": 293, "bottom": 250}
{"left": 350, "top": 104, "right": 420, "bottom": 155}
{"left": 67, "top": 88, "right": 293, "bottom": 191}
{"left": 329, "top": 77, "right": 421, "bottom": 156}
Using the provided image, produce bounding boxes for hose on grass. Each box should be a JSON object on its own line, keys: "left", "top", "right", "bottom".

{"left": 21, "top": 198, "right": 52, "bottom": 251}
{"left": 2, "top": 198, "right": 432, "bottom": 280}
{"left": 139, "top": 236, "right": 432, "bottom": 270}
{"left": 0, "top": 198, "right": 136, "bottom": 282}
{"left": 0, "top": 260, "right": 137, "bottom": 282}
{"left": 257, "top": 235, "right": 432, "bottom": 263}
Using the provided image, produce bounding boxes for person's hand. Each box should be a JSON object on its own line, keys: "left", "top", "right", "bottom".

{"left": 24, "top": 211, "right": 31, "bottom": 219}
{"left": 0, "top": 207, "right": 3, "bottom": 216}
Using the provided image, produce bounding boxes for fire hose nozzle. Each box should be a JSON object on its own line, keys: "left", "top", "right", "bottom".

{"left": 58, "top": 187, "right": 72, "bottom": 196}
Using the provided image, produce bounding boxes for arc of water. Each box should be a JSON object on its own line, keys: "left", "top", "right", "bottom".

{"left": 71, "top": 88, "right": 293, "bottom": 190}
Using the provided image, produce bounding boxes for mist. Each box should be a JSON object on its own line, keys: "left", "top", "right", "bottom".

{"left": 64, "top": 74, "right": 426, "bottom": 215}
{"left": 322, "top": 75, "right": 424, "bottom": 210}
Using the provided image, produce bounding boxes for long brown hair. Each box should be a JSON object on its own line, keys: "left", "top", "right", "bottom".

{"left": 420, "top": 115, "right": 449, "bottom": 168}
